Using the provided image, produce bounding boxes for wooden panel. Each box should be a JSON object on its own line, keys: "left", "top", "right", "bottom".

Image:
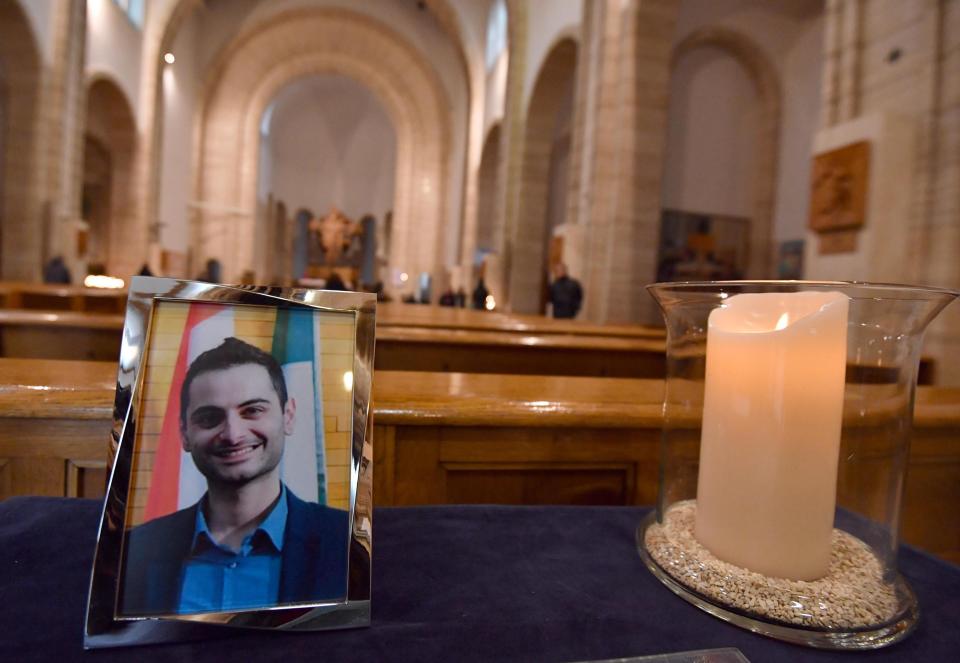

{"left": 0, "top": 417, "right": 110, "bottom": 498}
{"left": 79, "top": 294, "right": 126, "bottom": 314}
{"left": 18, "top": 292, "right": 75, "bottom": 311}
{"left": 0, "top": 459, "right": 10, "bottom": 498}
{"left": 0, "top": 310, "right": 124, "bottom": 362}
{"left": 0, "top": 282, "right": 125, "bottom": 313}
{"left": 392, "top": 427, "right": 445, "bottom": 505}
{"left": 65, "top": 459, "right": 108, "bottom": 498}
{"left": 0, "top": 325, "right": 121, "bottom": 361}
{"left": 389, "top": 426, "right": 660, "bottom": 507}
{"left": 443, "top": 464, "right": 632, "bottom": 505}
{"left": 375, "top": 338, "right": 665, "bottom": 378}
{"left": 0, "top": 457, "right": 63, "bottom": 498}
{"left": 372, "top": 424, "right": 396, "bottom": 506}
{"left": 900, "top": 429, "right": 960, "bottom": 564}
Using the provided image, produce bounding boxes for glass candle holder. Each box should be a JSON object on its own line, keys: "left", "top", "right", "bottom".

{"left": 636, "top": 281, "right": 957, "bottom": 650}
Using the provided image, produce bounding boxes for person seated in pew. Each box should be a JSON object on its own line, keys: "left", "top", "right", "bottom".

{"left": 438, "top": 288, "right": 457, "bottom": 307}
{"left": 42, "top": 256, "right": 71, "bottom": 284}
{"left": 120, "top": 338, "right": 348, "bottom": 616}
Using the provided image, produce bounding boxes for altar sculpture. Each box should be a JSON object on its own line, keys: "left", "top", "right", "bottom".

{"left": 309, "top": 207, "right": 363, "bottom": 266}
{"left": 302, "top": 207, "right": 377, "bottom": 287}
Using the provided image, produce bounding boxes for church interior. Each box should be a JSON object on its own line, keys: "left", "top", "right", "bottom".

{"left": 0, "top": 0, "right": 959, "bottom": 570}
{"left": 1, "top": 1, "right": 960, "bottom": 658}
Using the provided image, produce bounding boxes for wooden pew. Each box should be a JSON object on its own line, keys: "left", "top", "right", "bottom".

{"left": 374, "top": 327, "right": 666, "bottom": 377}
{"left": 0, "top": 301, "right": 935, "bottom": 383}
{"left": 0, "top": 359, "right": 116, "bottom": 499}
{"left": 376, "top": 302, "right": 665, "bottom": 339}
{"left": 0, "top": 310, "right": 123, "bottom": 361}
{"left": 0, "top": 283, "right": 663, "bottom": 340}
{"left": 0, "top": 284, "right": 663, "bottom": 338}
{"left": 0, "top": 310, "right": 668, "bottom": 378}
{"left": 0, "top": 358, "right": 956, "bottom": 563}
{"left": 0, "top": 282, "right": 126, "bottom": 313}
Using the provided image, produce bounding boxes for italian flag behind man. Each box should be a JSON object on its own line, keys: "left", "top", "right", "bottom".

{"left": 144, "top": 303, "right": 326, "bottom": 522}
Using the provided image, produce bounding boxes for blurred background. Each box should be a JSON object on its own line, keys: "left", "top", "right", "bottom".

{"left": 0, "top": 0, "right": 957, "bottom": 381}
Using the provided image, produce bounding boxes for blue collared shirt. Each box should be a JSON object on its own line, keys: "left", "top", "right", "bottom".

{"left": 178, "top": 486, "right": 288, "bottom": 613}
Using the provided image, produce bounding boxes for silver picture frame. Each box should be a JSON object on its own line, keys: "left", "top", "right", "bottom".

{"left": 85, "top": 277, "right": 375, "bottom": 648}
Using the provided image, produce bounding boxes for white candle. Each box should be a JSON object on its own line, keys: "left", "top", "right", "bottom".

{"left": 695, "top": 291, "right": 849, "bottom": 581}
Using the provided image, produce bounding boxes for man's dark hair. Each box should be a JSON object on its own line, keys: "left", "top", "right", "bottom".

{"left": 179, "top": 337, "right": 288, "bottom": 428}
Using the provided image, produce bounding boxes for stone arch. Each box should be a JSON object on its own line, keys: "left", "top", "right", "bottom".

{"left": 138, "top": 0, "right": 469, "bottom": 285}
{"left": 476, "top": 123, "right": 502, "bottom": 254}
{"left": 193, "top": 9, "right": 450, "bottom": 285}
{"left": 671, "top": 27, "right": 781, "bottom": 278}
{"left": 83, "top": 74, "right": 137, "bottom": 274}
{"left": 0, "top": 0, "right": 42, "bottom": 279}
{"left": 509, "top": 37, "right": 577, "bottom": 314}
{"left": 258, "top": 73, "right": 397, "bottom": 282}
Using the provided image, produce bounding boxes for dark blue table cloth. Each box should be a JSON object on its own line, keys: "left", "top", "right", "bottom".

{"left": 1, "top": 497, "right": 958, "bottom": 662}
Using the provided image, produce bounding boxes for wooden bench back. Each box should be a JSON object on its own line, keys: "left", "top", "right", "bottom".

{"left": 0, "top": 358, "right": 956, "bottom": 563}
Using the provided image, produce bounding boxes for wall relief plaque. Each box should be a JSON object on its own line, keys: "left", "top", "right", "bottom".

{"left": 809, "top": 141, "right": 870, "bottom": 255}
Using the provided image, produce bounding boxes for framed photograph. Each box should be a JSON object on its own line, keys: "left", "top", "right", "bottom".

{"left": 85, "top": 277, "right": 375, "bottom": 648}
{"left": 656, "top": 209, "right": 749, "bottom": 282}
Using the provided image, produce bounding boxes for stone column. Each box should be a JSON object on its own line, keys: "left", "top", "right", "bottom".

{"left": 563, "top": 0, "right": 599, "bottom": 232}
{"left": 30, "top": 0, "right": 87, "bottom": 282}
{"left": 575, "top": 0, "right": 678, "bottom": 325}
{"left": 49, "top": 0, "right": 88, "bottom": 279}
{"left": 0, "top": 2, "right": 44, "bottom": 280}
{"left": 457, "top": 63, "right": 487, "bottom": 291}
{"left": 490, "top": 0, "right": 528, "bottom": 309}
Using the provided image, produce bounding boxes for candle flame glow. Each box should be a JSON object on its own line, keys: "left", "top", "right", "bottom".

{"left": 342, "top": 371, "right": 353, "bottom": 392}
{"left": 775, "top": 312, "right": 790, "bottom": 331}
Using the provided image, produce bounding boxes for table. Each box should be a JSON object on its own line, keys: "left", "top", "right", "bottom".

{"left": 2, "top": 498, "right": 958, "bottom": 662}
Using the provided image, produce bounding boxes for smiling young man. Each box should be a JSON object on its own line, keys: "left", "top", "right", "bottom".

{"left": 120, "top": 337, "right": 349, "bottom": 616}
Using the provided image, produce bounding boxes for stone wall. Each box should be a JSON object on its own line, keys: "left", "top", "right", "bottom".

{"left": 814, "top": 0, "right": 960, "bottom": 384}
